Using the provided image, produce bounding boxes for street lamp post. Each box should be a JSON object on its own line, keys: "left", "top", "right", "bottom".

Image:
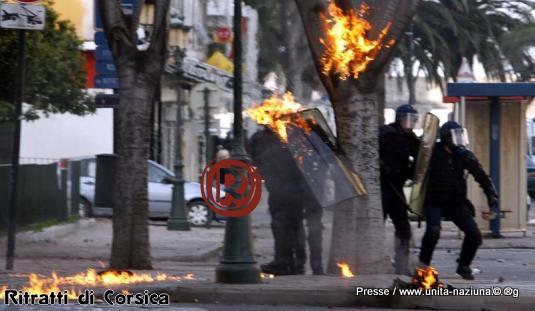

{"left": 215, "top": 0, "right": 261, "bottom": 284}
{"left": 167, "top": 47, "right": 191, "bottom": 231}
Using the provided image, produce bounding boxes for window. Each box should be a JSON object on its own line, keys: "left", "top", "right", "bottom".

{"left": 148, "top": 164, "right": 170, "bottom": 183}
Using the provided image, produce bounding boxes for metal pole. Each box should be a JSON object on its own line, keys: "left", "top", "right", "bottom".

{"left": 167, "top": 48, "right": 190, "bottom": 231}
{"left": 6, "top": 29, "right": 26, "bottom": 270}
{"left": 489, "top": 97, "right": 501, "bottom": 238}
{"left": 215, "top": 0, "right": 260, "bottom": 284}
{"left": 406, "top": 23, "right": 415, "bottom": 106}
{"left": 203, "top": 87, "right": 211, "bottom": 165}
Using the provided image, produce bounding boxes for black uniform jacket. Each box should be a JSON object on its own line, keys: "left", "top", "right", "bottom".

{"left": 379, "top": 123, "right": 420, "bottom": 189}
{"left": 426, "top": 142, "right": 496, "bottom": 206}
{"left": 249, "top": 129, "right": 303, "bottom": 209}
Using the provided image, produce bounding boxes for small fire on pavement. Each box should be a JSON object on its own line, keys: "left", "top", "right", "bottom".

{"left": 412, "top": 266, "right": 444, "bottom": 289}
{"left": 337, "top": 262, "right": 355, "bottom": 278}
{"left": 246, "top": 92, "right": 312, "bottom": 143}
{"left": 0, "top": 269, "right": 195, "bottom": 299}
{"left": 260, "top": 273, "right": 275, "bottom": 279}
{"left": 320, "top": 1, "right": 395, "bottom": 80}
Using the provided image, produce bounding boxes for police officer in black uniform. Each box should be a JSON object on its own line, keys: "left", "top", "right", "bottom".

{"left": 379, "top": 104, "right": 420, "bottom": 275}
{"left": 419, "top": 121, "right": 498, "bottom": 280}
{"left": 249, "top": 127, "right": 305, "bottom": 275}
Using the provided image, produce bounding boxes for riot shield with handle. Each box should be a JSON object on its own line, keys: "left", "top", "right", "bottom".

{"left": 409, "top": 113, "right": 439, "bottom": 216}
{"left": 284, "top": 109, "right": 367, "bottom": 208}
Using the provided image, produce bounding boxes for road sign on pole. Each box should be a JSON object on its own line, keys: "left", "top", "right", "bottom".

{"left": 1, "top": 3, "right": 46, "bottom": 31}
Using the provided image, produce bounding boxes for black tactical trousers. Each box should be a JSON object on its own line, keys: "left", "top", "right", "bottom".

{"left": 381, "top": 185, "right": 412, "bottom": 241}
{"left": 419, "top": 201, "right": 482, "bottom": 267}
{"left": 270, "top": 207, "right": 304, "bottom": 269}
{"left": 305, "top": 208, "right": 323, "bottom": 273}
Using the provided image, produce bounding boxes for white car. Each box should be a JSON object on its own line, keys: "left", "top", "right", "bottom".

{"left": 76, "top": 157, "right": 223, "bottom": 226}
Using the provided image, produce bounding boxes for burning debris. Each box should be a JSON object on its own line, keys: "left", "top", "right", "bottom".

{"left": 392, "top": 266, "right": 454, "bottom": 293}
{"left": 246, "top": 92, "right": 312, "bottom": 143}
{"left": 260, "top": 273, "right": 275, "bottom": 279}
{"left": 320, "top": 1, "right": 394, "bottom": 80}
{"left": 0, "top": 269, "right": 195, "bottom": 300}
{"left": 412, "top": 266, "right": 443, "bottom": 289}
{"left": 336, "top": 262, "right": 355, "bottom": 278}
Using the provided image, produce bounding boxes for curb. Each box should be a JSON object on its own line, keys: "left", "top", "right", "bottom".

{"left": 168, "top": 276, "right": 535, "bottom": 311}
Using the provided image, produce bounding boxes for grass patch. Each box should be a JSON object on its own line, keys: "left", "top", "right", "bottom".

{"left": 0, "top": 216, "right": 80, "bottom": 236}
{"left": 24, "top": 216, "right": 80, "bottom": 232}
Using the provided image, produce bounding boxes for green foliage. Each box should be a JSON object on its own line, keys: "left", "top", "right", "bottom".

{"left": 0, "top": 0, "right": 92, "bottom": 121}
{"left": 394, "top": 0, "right": 535, "bottom": 87}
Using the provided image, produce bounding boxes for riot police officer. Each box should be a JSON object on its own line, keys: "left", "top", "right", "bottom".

{"left": 419, "top": 121, "right": 498, "bottom": 280}
{"left": 249, "top": 127, "right": 305, "bottom": 275}
{"left": 379, "top": 104, "right": 420, "bottom": 275}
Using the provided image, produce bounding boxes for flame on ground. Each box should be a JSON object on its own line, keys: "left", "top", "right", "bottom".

{"left": 246, "top": 92, "right": 312, "bottom": 143}
{"left": 337, "top": 262, "right": 355, "bottom": 278}
{"left": 0, "top": 269, "right": 195, "bottom": 299}
{"left": 260, "top": 273, "right": 275, "bottom": 279}
{"left": 412, "top": 266, "right": 443, "bottom": 289}
{"left": 320, "top": 1, "right": 394, "bottom": 80}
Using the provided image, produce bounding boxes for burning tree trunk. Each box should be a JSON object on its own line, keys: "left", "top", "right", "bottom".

{"left": 294, "top": 0, "right": 419, "bottom": 274}
{"left": 98, "top": 0, "right": 171, "bottom": 269}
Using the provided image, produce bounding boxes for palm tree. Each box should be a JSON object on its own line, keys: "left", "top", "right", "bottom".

{"left": 395, "top": 0, "right": 535, "bottom": 100}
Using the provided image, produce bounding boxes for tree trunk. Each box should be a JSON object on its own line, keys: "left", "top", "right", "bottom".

{"left": 98, "top": 0, "right": 170, "bottom": 270}
{"left": 294, "top": 0, "right": 419, "bottom": 275}
{"left": 110, "top": 65, "right": 156, "bottom": 269}
{"left": 326, "top": 83, "right": 387, "bottom": 274}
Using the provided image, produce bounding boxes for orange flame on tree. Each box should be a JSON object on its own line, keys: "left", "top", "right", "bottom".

{"left": 246, "top": 92, "right": 312, "bottom": 143}
{"left": 320, "top": 1, "right": 394, "bottom": 80}
{"left": 337, "top": 262, "right": 355, "bottom": 278}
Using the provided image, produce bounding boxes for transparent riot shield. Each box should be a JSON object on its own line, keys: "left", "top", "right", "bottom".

{"left": 284, "top": 109, "right": 367, "bottom": 208}
{"left": 409, "top": 113, "right": 440, "bottom": 216}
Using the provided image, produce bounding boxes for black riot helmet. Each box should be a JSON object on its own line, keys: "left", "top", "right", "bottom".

{"left": 395, "top": 104, "right": 419, "bottom": 130}
{"left": 440, "top": 121, "right": 469, "bottom": 148}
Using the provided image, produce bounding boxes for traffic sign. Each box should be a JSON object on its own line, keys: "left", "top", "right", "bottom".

{"left": 96, "top": 61, "right": 117, "bottom": 75}
{"left": 94, "top": 0, "right": 136, "bottom": 30}
{"left": 95, "top": 46, "right": 113, "bottom": 61}
{"left": 94, "top": 31, "right": 108, "bottom": 46}
{"left": 94, "top": 75, "right": 119, "bottom": 89}
{"left": 1, "top": 3, "right": 45, "bottom": 30}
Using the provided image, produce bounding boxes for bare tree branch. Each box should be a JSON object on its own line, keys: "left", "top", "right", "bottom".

{"left": 98, "top": 0, "right": 136, "bottom": 58}
{"left": 129, "top": 0, "right": 147, "bottom": 36}
{"left": 148, "top": 0, "right": 171, "bottom": 59}
{"left": 294, "top": 0, "right": 336, "bottom": 97}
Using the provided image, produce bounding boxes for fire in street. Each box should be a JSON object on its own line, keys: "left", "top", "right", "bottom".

{"left": 320, "top": 1, "right": 394, "bottom": 80}
{"left": 0, "top": 269, "right": 195, "bottom": 300}
{"left": 246, "top": 92, "right": 312, "bottom": 143}
{"left": 412, "top": 266, "right": 443, "bottom": 289}
{"left": 337, "top": 262, "right": 355, "bottom": 278}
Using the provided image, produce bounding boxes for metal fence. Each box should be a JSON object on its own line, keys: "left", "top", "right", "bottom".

{"left": 0, "top": 164, "right": 68, "bottom": 231}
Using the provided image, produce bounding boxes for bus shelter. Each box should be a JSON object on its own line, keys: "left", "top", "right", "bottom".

{"left": 445, "top": 83, "right": 535, "bottom": 237}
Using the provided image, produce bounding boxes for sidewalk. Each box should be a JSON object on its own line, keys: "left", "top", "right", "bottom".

{"left": 0, "top": 206, "right": 534, "bottom": 310}
{"left": 0, "top": 218, "right": 224, "bottom": 262}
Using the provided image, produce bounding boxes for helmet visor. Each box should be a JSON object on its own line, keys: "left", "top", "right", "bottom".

{"left": 450, "top": 128, "right": 469, "bottom": 146}
{"left": 398, "top": 113, "right": 419, "bottom": 130}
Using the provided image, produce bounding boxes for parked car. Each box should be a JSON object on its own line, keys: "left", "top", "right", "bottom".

{"left": 75, "top": 157, "right": 224, "bottom": 226}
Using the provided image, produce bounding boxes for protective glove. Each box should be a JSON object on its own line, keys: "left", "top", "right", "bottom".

{"left": 486, "top": 192, "right": 499, "bottom": 208}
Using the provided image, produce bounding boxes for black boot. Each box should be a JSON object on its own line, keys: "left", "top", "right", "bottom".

{"left": 456, "top": 265, "right": 475, "bottom": 280}
{"left": 261, "top": 262, "right": 292, "bottom": 276}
